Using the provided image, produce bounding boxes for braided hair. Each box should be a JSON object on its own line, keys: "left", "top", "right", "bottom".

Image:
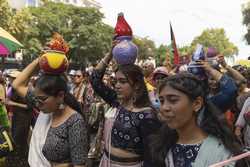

{"left": 148, "top": 72, "right": 245, "bottom": 167}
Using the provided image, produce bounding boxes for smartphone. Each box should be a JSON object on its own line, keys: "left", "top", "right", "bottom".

{"left": 207, "top": 58, "right": 219, "bottom": 68}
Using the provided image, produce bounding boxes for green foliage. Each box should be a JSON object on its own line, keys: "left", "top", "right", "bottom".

{"left": 155, "top": 44, "right": 170, "bottom": 66}
{"left": 242, "top": 2, "right": 250, "bottom": 45}
{"left": 1, "top": 0, "right": 159, "bottom": 66}
{"left": 178, "top": 45, "right": 192, "bottom": 56}
{"left": 0, "top": 0, "right": 12, "bottom": 29}
{"left": 133, "top": 37, "right": 157, "bottom": 61}
{"left": 20, "top": 2, "right": 113, "bottom": 66}
{"left": 191, "top": 28, "right": 238, "bottom": 57}
{"left": 155, "top": 44, "right": 193, "bottom": 66}
{"left": 0, "top": 0, "right": 31, "bottom": 40}
{"left": 9, "top": 9, "right": 33, "bottom": 40}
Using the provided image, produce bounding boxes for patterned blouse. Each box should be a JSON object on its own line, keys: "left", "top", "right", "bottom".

{"left": 89, "top": 69, "right": 161, "bottom": 155}
{"left": 25, "top": 89, "right": 88, "bottom": 165}
{"left": 171, "top": 143, "right": 202, "bottom": 167}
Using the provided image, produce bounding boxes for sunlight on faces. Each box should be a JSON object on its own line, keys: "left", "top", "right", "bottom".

{"left": 114, "top": 71, "right": 133, "bottom": 101}
{"left": 158, "top": 85, "right": 203, "bottom": 130}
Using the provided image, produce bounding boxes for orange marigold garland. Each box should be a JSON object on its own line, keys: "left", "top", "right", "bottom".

{"left": 48, "top": 32, "right": 69, "bottom": 54}
{"left": 39, "top": 33, "right": 69, "bottom": 74}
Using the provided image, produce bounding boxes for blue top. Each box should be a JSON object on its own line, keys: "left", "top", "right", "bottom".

{"left": 208, "top": 74, "right": 237, "bottom": 112}
{"left": 89, "top": 69, "right": 160, "bottom": 155}
{"left": 172, "top": 143, "right": 202, "bottom": 167}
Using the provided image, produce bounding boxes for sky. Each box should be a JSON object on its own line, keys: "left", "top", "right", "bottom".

{"left": 98, "top": 0, "right": 250, "bottom": 60}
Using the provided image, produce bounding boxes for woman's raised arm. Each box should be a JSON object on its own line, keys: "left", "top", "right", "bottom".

{"left": 12, "top": 58, "right": 40, "bottom": 98}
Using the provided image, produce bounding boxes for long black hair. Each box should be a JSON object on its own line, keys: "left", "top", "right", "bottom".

{"left": 35, "top": 74, "right": 82, "bottom": 113}
{"left": 148, "top": 72, "right": 246, "bottom": 167}
{"left": 115, "top": 64, "right": 151, "bottom": 108}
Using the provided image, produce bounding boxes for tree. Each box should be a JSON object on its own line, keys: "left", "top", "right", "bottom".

{"left": 155, "top": 44, "right": 194, "bottom": 68}
{"left": 133, "top": 37, "right": 157, "bottom": 61}
{"left": 0, "top": 0, "right": 12, "bottom": 30}
{"left": 0, "top": 0, "right": 31, "bottom": 39}
{"left": 155, "top": 44, "right": 176, "bottom": 67}
{"left": 190, "top": 28, "right": 238, "bottom": 57}
{"left": 21, "top": 1, "right": 113, "bottom": 67}
{"left": 8, "top": 9, "right": 32, "bottom": 39}
{"left": 0, "top": 0, "right": 33, "bottom": 68}
{"left": 242, "top": 2, "right": 250, "bottom": 44}
{"left": 179, "top": 45, "right": 192, "bottom": 56}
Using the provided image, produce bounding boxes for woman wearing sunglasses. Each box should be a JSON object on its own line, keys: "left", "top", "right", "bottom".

{"left": 12, "top": 58, "right": 88, "bottom": 167}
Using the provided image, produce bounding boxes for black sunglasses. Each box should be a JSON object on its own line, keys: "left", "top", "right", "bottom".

{"left": 34, "top": 95, "right": 49, "bottom": 107}
{"left": 74, "top": 75, "right": 82, "bottom": 78}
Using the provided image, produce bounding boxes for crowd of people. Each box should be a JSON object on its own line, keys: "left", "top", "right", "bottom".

{"left": 1, "top": 43, "right": 250, "bottom": 167}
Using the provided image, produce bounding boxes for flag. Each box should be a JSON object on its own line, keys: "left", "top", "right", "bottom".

{"left": 170, "top": 23, "right": 180, "bottom": 65}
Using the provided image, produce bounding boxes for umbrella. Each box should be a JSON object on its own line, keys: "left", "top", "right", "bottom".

{"left": 0, "top": 27, "right": 23, "bottom": 56}
{"left": 0, "top": 44, "right": 9, "bottom": 55}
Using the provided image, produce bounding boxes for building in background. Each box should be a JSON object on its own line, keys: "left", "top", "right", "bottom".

{"left": 81, "top": 0, "right": 101, "bottom": 9}
{"left": 52, "top": 0, "right": 101, "bottom": 8}
{"left": 8, "top": 0, "right": 39, "bottom": 9}
{"left": 8, "top": 0, "right": 101, "bottom": 9}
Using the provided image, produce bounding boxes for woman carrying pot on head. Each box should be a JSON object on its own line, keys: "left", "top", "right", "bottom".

{"left": 144, "top": 73, "right": 247, "bottom": 167}
{"left": 89, "top": 47, "right": 161, "bottom": 167}
{"left": 12, "top": 58, "right": 88, "bottom": 167}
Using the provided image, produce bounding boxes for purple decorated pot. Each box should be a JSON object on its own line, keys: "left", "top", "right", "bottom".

{"left": 192, "top": 44, "right": 205, "bottom": 61}
{"left": 112, "top": 36, "right": 138, "bottom": 65}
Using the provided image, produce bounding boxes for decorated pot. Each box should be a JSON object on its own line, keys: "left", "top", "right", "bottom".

{"left": 187, "top": 44, "right": 207, "bottom": 80}
{"left": 39, "top": 50, "right": 69, "bottom": 74}
{"left": 112, "top": 36, "right": 138, "bottom": 65}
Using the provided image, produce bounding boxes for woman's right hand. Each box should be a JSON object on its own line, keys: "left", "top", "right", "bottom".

{"left": 107, "top": 40, "right": 120, "bottom": 58}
